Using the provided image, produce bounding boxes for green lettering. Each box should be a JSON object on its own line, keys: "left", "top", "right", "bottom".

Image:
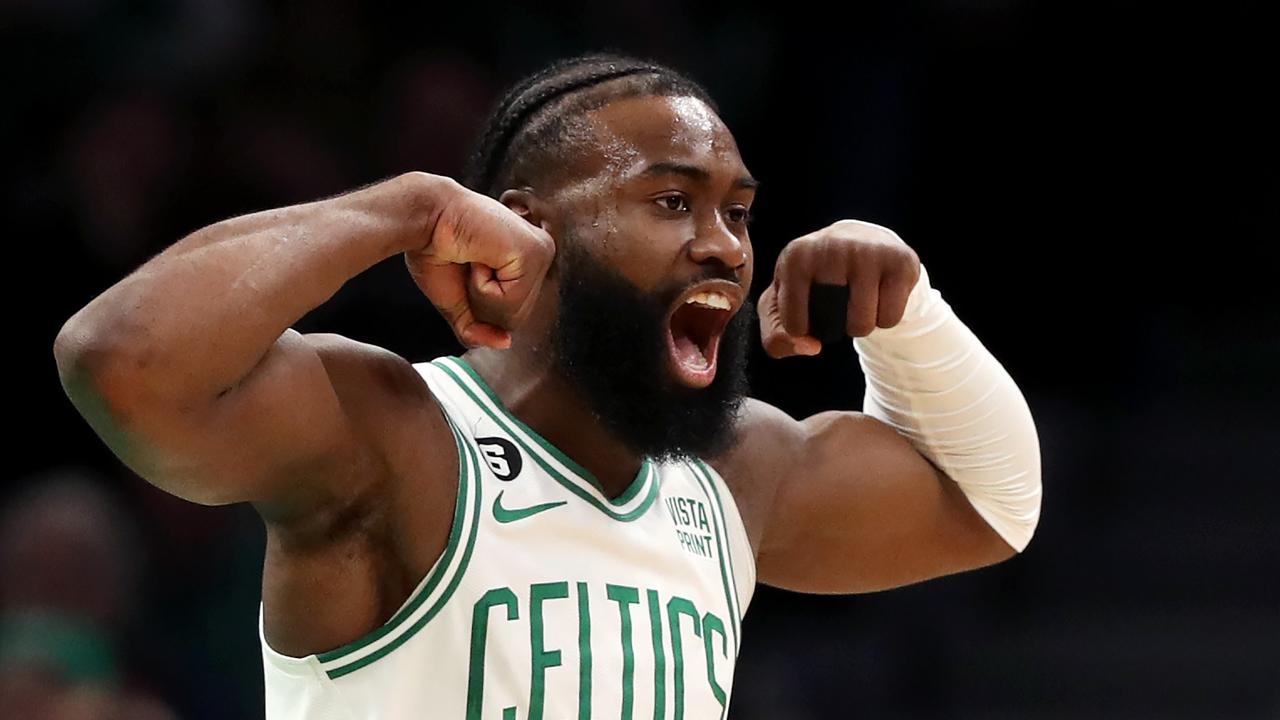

{"left": 577, "top": 582, "right": 592, "bottom": 720}
{"left": 646, "top": 589, "right": 666, "bottom": 720}
{"left": 606, "top": 585, "right": 640, "bottom": 720}
{"left": 529, "top": 582, "right": 569, "bottom": 720}
{"left": 467, "top": 587, "right": 519, "bottom": 720}
{"left": 701, "top": 612, "right": 728, "bottom": 711}
{"left": 667, "top": 596, "right": 702, "bottom": 720}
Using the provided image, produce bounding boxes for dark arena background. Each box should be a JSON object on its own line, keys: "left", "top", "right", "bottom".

{"left": 10, "top": 1, "right": 1277, "bottom": 718}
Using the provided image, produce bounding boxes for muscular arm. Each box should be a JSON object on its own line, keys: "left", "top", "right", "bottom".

{"left": 52, "top": 172, "right": 460, "bottom": 526}
{"left": 737, "top": 220, "right": 1041, "bottom": 593}
{"left": 714, "top": 398, "right": 1015, "bottom": 594}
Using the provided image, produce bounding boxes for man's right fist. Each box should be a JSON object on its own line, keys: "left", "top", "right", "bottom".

{"left": 405, "top": 177, "right": 556, "bottom": 349}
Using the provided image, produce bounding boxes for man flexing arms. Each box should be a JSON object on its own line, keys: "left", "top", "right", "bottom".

{"left": 55, "top": 53, "right": 1040, "bottom": 718}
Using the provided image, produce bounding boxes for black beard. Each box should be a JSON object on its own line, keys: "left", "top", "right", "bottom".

{"left": 548, "top": 241, "right": 753, "bottom": 464}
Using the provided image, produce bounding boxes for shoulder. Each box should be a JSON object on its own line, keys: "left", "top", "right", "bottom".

{"left": 705, "top": 397, "right": 806, "bottom": 556}
{"left": 303, "top": 333, "right": 434, "bottom": 408}
{"left": 706, "top": 398, "right": 898, "bottom": 562}
{"left": 273, "top": 334, "right": 457, "bottom": 539}
{"left": 300, "top": 334, "right": 457, "bottom": 454}
{"left": 713, "top": 397, "right": 805, "bottom": 480}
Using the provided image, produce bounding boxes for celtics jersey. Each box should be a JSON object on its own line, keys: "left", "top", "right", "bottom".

{"left": 260, "top": 354, "right": 756, "bottom": 720}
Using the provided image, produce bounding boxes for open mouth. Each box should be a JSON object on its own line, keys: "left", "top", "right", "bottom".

{"left": 665, "top": 284, "right": 739, "bottom": 389}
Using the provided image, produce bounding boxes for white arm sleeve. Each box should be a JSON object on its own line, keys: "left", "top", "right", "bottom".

{"left": 851, "top": 261, "right": 1042, "bottom": 552}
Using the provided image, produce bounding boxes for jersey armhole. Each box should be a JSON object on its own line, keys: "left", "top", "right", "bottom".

{"left": 695, "top": 459, "right": 757, "bottom": 617}
{"left": 262, "top": 362, "right": 483, "bottom": 681}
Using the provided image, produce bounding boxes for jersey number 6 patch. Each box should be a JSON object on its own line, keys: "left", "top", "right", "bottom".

{"left": 476, "top": 437, "right": 523, "bottom": 481}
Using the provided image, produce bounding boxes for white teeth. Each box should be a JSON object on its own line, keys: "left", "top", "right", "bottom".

{"left": 684, "top": 291, "right": 731, "bottom": 310}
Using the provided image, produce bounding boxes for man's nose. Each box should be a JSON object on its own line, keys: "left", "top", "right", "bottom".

{"left": 688, "top": 210, "right": 747, "bottom": 270}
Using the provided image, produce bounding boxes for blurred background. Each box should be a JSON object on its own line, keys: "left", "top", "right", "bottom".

{"left": 10, "top": 0, "right": 1278, "bottom": 718}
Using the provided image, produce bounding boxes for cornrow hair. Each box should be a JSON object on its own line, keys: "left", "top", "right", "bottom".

{"left": 461, "top": 51, "right": 720, "bottom": 199}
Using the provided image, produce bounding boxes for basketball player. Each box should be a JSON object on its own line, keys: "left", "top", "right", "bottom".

{"left": 54, "top": 53, "right": 1041, "bottom": 719}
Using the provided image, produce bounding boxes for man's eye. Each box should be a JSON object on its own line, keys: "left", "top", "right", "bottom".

{"left": 657, "top": 195, "right": 690, "bottom": 212}
{"left": 660, "top": 193, "right": 691, "bottom": 210}
{"left": 655, "top": 196, "right": 752, "bottom": 225}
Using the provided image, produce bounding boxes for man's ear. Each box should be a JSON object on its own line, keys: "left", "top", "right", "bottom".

{"left": 498, "top": 188, "right": 552, "bottom": 232}
{"left": 499, "top": 187, "right": 561, "bottom": 287}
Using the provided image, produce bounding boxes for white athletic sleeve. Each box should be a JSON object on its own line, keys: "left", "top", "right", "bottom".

{"left": 851, "top": 258, "right": 1042, "bottom": 552}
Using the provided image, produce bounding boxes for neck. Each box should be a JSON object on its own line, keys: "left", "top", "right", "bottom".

{"left": 461, "top": 344, "right": 645, "bottom": 500}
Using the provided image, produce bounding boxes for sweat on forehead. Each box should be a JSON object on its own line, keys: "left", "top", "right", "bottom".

{"left": 560, "top": 95, "right": 739, "bottom": 191}
{"left": 512, "top": 95, "right": 727, "bottom": 193}
{"left": 462, "top": 53, "right": 725, "bottom": 198}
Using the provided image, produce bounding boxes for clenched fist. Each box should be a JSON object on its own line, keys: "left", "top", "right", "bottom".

{"left": 405, "top": 178, "right": 556, "bottom": 349}
{"left": 758, "top": 219, "right": 920, "bottom": 358}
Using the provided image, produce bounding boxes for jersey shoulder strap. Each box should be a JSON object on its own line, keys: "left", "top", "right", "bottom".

{"left": 688, "top": 458, "right": 757, "bottom": 616}
{"left": 414, "top": 356, "right": 480, "bottom": 436}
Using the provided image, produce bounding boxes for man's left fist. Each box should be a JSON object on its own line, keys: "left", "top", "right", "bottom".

{"left": 757, "top": 219, "right": 920, "bottom": 358}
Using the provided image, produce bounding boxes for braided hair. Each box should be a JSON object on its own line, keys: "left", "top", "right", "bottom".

{"left": 461, "top": 51, "right": 720, "bottom": 199}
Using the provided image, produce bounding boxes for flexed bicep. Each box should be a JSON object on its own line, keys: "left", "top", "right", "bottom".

{"left": 731, "top": 403, "right": 1014, "bottom": 595}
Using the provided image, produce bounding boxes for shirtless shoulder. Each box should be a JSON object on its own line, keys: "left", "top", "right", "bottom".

{"left": 707, "top": 397, "right": 805, "bottom": 558}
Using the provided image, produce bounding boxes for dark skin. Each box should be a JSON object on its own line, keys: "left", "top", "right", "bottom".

{"left": 54, "top": 93, "right": 1014, "bottom": 659}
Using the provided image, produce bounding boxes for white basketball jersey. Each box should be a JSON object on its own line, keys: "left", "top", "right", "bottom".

{"left": 260, "top": 354, "right": 756, "bottom": 720}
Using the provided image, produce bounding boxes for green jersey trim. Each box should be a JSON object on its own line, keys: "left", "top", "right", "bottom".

{"left": 440, "top": 355, "right": 653, "bottom": 506}
{"left": 692, "top": 460, "right": 744, "bottom": 625}
{"left": 432, "top": 357, "right": 659, "bottom": 522}
{"left": 686, "top": 461, "right": 742, "bottom": 658}
{"left": 314, "top": 418, "right": 482, "bottom": 678}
